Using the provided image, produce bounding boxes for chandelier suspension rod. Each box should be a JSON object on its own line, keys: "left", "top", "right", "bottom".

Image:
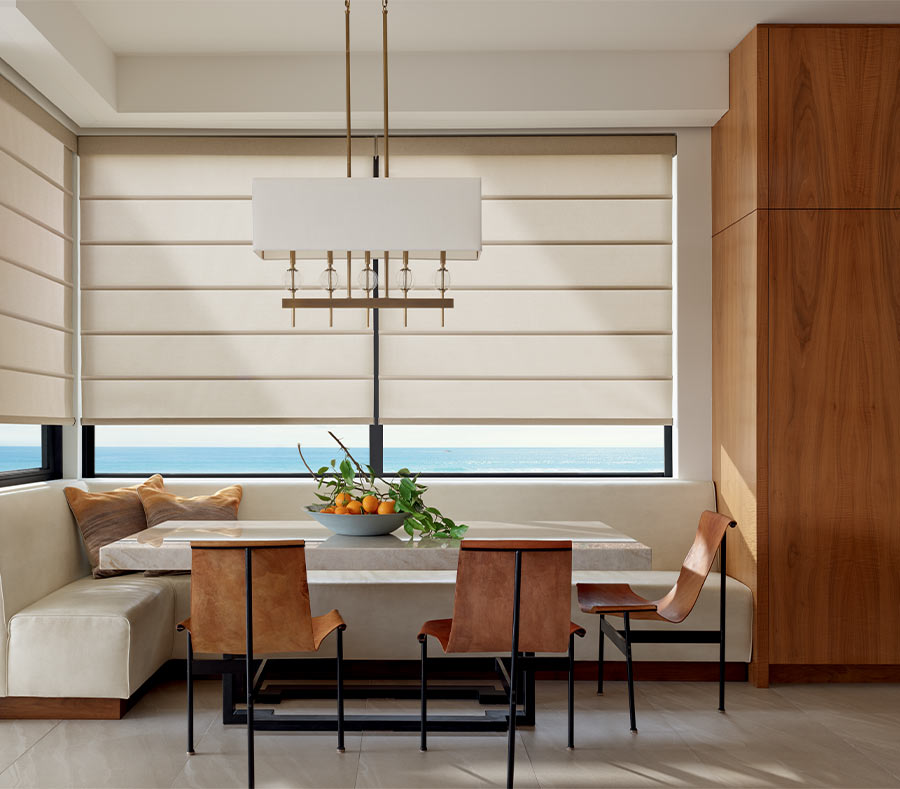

{"left": 344, "top": 0, "right": 351, "bottom": 178}
{"left": 382, "top": 0, "right": 389, "bottom": 177}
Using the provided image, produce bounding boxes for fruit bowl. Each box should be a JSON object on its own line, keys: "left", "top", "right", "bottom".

{"left": 305, "top": 505, "right": 408, "bottom": 537}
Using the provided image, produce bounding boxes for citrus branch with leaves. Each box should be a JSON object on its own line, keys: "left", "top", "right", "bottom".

{"left": 298, "top": 432, "right": 468, "bottom": 540}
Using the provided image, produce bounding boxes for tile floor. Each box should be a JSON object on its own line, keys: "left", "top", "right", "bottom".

{"left": 1, "top": 679, "right": 899, "bottom": 788}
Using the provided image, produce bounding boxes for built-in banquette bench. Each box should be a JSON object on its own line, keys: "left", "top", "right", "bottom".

{"left": 0, "top": 478, "right": 752, "bottom": 718}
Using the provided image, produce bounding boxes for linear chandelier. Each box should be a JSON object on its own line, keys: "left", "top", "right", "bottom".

{"left": 251, "top": 0, "right": 482, "bottom": 327}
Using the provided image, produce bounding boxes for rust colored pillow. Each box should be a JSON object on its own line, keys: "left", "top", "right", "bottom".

{"left": 64, "top": 474, "right": 165, "bottom": 578}
{"left": 137, "top": 483, "right": 243, "bottom": 528}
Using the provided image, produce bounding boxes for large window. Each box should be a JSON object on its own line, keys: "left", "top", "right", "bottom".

{"left": 87, "top": 424, "right": 669, "bottom": 477}
{"left": 80, "top": 134, "right": 674, "bottom": 478}
{"left": 89, "top": 425, "right": 369, "bottom": 476}
{"left": 0, "top": 424, "right": 62, "bottom": 487}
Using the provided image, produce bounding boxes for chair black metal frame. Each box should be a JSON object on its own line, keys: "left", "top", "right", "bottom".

{"left": 418, "top": 545, "right": 585, "bottom": 789}
{"left": 593, "top": 522, "right": 736, "bottom": 733}
{"left": 179, "top": 545, "right": 346, "bottom": 789}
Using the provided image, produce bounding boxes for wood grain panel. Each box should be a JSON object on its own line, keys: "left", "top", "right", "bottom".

{"left": 712, "top": 210, "right": 769, "bottom": 683}
{"left": 769, "top": 26, "right": 900, "bottom": 209}
{"left": 711, "top": 26, "right": 768, "bottom": 234}
{"left": 769, "top": 210, "right": 900, "bottom": 664}
{"left": 0, "top": 697, "right": 125, "bottom": 720}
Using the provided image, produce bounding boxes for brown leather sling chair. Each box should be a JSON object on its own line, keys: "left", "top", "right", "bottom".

{"left": 177, "top": 540, "right": 346, "bottom": 789}
{"left": 418, "top": 540, "right": 586, "bottom": 789}
{"left": 577, "top": 511, "right": 737, "bottom": 733}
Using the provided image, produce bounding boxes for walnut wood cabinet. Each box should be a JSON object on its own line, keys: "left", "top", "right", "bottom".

{"left": 712, "top": 25, "right": 900, "bottom": 685}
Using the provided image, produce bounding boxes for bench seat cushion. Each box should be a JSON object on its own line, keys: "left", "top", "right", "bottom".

{"left": 7, "top": 576, "right": 175, "bottom": 698}
{"left": 168, "top": 570, "right": 752, "bottom": 663}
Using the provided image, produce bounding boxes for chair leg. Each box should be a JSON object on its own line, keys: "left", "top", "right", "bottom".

{"left": 419, "top": 636, "right": 427, "bottom": 753}
{"left": 719, "top": 530, "right": 727, "bottom": 713}
{"left": 507, "top": 651, "right": 518, "bottom": 789}
{"left": 597, "top": 615, "right": 605, "bottom": 696}
{"left": 623, "top": 613, "right": 637, "bottom": 733}
{"left": 245, "top": 548, "right": 255, "bottom": 789}
{"left": 567, "top": 632, "right": 575, "bottom": 750}
{"left": 186, "top": 632, "right": 195, "bottom": 755}
{"left": 336, "top": 625, "right": 346, "bottom": 753}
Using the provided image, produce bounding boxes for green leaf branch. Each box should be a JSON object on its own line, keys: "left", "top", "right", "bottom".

{"left": 298, "top": 432, "right": 468, "bottom": 540}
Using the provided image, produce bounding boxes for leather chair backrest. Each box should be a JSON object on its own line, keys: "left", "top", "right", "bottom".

{"left": 188, "top": 540, "right": 317, "bottom": 655}
{"left": 655, "top": 510, "right": 735, "bottom": 623}
{"left": 446, "top": 539, "right": 572, "bottom": 654}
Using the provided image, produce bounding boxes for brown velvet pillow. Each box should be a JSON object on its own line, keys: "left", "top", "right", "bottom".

{"left": 64, "top": 474, "right": 165, "bottom": 578}
{"left": 137, "top": 483, "right": 243, "bottom": 528}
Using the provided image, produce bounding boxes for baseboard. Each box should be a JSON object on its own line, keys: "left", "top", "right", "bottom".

{"left": 770, "top": 664, "right": 900, "bottom": 683}
{"left": 553, "top": 661, "right": 748, "bottom": 682}
{"left": 0, "top": 697, "right": 125, "bottom": 720}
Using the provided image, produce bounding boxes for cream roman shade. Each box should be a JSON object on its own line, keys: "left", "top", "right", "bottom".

{"left": 78, "top": 137, "right": 375, "bottom": 424}
{"left": 0, "top": 76, "right": 75, "bottom": 425}
{"left": 377, "top": 136, "right": 675, "bottom": 424}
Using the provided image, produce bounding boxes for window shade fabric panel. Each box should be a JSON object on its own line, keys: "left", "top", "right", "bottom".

{"left": 0, "top": 75, "right": 74, "bottom": 424}
{"left": 82, "top": 380, "right": 373, "bottom": 424}
{"left": 379, "top": 381, "right": 673, "bottom": 424}
{"left": 0, "top": 203, "right": 72, "bottom": 283}
{"left": 78, "top": 137, "right": 374, "bottom": 424}
{"left": 83, "top": 335, "right": 372, "bottom": 379}
{"left": 377, "top": 135, "right": 674, "bottom": 425}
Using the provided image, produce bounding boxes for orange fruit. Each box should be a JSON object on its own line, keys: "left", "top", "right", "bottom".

{"left": 321, "top": 506, "right": 336, "bottom": 513}
{"left": 362, "top": 495, "right": 380, "bottom": 514}
{"left": 346, "top": 500, "right": 363, "bottom": 515}
{"left": 334, "top": 505, "right": 349, "bottom": 515}
{"left": 377, "top": 500, "right": 396, "bottom": 514}
{"left": 335, "top": 492, "right": 352, "bottom": 507}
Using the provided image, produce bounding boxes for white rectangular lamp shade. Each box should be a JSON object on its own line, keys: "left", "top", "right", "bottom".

{"left": 252, "top": 177, "right": 482, "bottom": 260}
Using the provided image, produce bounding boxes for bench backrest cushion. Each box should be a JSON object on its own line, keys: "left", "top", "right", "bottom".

{"left": 86, "top": 478, "right": 715, "bottom": 570}
{"left": 0, "top": 479, "right": 90, "bottom": 695}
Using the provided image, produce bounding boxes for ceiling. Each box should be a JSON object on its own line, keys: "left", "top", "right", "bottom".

{"left": 71, "top": 0, "right": 900, "bottom": 54}
{"left": 1, "top": 0, "right": 899, "bottom": 131}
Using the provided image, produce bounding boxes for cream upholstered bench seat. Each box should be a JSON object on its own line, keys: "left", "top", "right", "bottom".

{"left": 7, "top": 575, "right": 177, "bottom": 698}
{"left": 0, "top": 477, "right": 752, "bottom": 709}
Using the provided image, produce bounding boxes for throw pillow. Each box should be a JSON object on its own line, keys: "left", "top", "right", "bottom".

{"left": 64, "top": 474, "right": 165, "bottom": 578}
{"left": 137, "top": 483, "right": 243, "bottom": 528}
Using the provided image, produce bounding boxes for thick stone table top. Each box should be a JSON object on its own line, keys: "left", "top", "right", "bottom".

{"left": 99, "top": 519, "right": 651, "bottom": 572}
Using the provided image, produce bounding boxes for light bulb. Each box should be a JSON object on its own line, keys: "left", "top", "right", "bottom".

{"left": 282, "top": 267, "right": 298, "bottom": 291}
{"left": 358, "top": 267, "right": 378, "bottom": 293}
{"left": 433, "top": 268, "right": 451, "bottom": 292}
{"left": 319, "top": 268, "right": 340, "bottom": 291}
{"left": 395, "top": 267, "right": 415, "bottom": 291}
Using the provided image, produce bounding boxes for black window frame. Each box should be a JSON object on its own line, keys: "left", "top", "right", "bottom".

{"left": 83, "top": 424, "right": 672, "bottom": 479}
{"left": 0, "top": 425, "right": 63, "bottom": 488}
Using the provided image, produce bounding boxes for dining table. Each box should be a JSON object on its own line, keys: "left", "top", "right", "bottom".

{"left": 99, "top": 519, "right": 652, "bottom": 572}
{"left": 99, "top": 519, "right": 651, "bottom": 733}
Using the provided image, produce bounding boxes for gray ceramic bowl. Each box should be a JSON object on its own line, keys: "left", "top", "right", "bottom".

{"left": 305, "top": 505, "right": 408, "bottom": 537}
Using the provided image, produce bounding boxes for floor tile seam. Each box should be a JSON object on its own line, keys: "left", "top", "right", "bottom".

{"left": 817, "top": 724, "right": 900, "bottom": 785}
{"left": 352, "top": 729, "right": 365, "bottom": 789}
{"left": 4, "top": 720, "right": 62, "bottom": 778}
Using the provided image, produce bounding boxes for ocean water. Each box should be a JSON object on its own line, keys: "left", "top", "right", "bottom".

{"left": 0, "top": 446, "right": 41, "bottom": 472}
{"left": 0, "top": 445, "right": 664, "bottom": 474}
